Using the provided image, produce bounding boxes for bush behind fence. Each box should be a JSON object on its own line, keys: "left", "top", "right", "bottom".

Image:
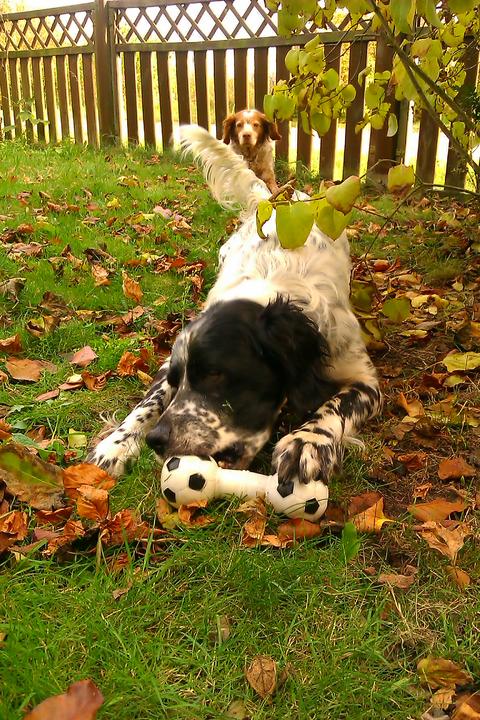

{"left": 0, "top": 0, "right": 478, "bottom": 187}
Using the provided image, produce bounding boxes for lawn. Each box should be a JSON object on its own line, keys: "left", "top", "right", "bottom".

{"left": 0, "top": 140, "right": 479, "bottom": 720}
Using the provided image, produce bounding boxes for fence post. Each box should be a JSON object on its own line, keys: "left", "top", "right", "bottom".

{"left": 94, "top": 0, "right": 117, "bottom": 143}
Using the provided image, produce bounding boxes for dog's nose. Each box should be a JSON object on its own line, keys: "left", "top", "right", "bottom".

{"left": 146, "top": 419, "right": 171, "bottom": 454}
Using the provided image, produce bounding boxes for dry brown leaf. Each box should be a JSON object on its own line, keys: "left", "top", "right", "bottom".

{"left": 35, "top": 388, "right": 60, "bottom": 402}
{"left": 352, "top": 497, "right": 394, "bottom": 533}
{"left": 81, "top": 370, "right": 111, "bottom": 392}
{"left": 438, "top": 457, "right": 476, "bottom": 480}
{"left": 25, "top": 315, "right": 59, "bottom": 338}
{"left": 453, "top": 693, "right": 480, "bottom": 719}
{"left": 377, "top": 568, "right": 417, "bottom": 589}
{"left": 0, "top": 444, "right": 65, "bottom": 510}
{"left": 5, "top": 358, "right": 47, "bottom": 382}
{"left": 397, "top": 451, "right": 428, "bottom": 471}
{"left": 76, "top": 485, "right": 109, "bottom": 522}
{"left": 100, "top": 509, "right": 149, "bottom": 546}
{"left": 0, "top": 510, "right": 28, "bottom": 553}
{"left": 348, "top": 491, "right": 383, "bottom": 517}
{"left": 408, "top": 498, "right": 468, "bottom": 523}
{"left": 446, "top": 565, "right": 471, "bottom": 590}
{"left": 63, "top": 463, "right": 116, "bottom": 500}
{"left": 122, "top": 271, "right": 143, "bottom": 303}
{"left": 418, "top": 656, "right": 473, "bottom": 690}
{"left": 178, "top": 499, "right": 214, "bottom": 527}
{"left": 35, "top": 507, "right": 73, "bottom": 526}
{"left": 431, "top": 687, "right": 456, "bottom": 710}
{"left": 44, "top": 519, "right": 86, "bottom": 556}
{"left": 23, "top": 678, "right": 104, "bottom": 720}
{"left": 0, "top": 333, "right": 23, "bottom": 354}
{"left": 70, "top": 346, "right": 98, "bottom": 368}
{"left": 155, "top": 497, "right": 179, "bottom": 530}
{"left": 413, "top": 483, "right": 433, "bottom": 500}
{"left": 242, "top": 514, "right": 267, "bottom": 544}
{"left": 116, "top": 349, "right": 149, "bottom": 377}
{"left": 397, "top": 392, "right": 425, "bottom": 418}
{"left": 245, "top": 655, "right": 277, "bottom": 699}
{"left": 91, "top": 264, "right": 110, "bottom": 287}
{"left": 417, "top": 521, "right": 471, "bottom": 561}
{"left": 277, "top": 517, "right": 323, "bottom": 542}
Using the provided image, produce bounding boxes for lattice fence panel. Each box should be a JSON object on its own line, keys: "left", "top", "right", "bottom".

{"left": 0, "top": 9, "right": 95, "bottom": 52}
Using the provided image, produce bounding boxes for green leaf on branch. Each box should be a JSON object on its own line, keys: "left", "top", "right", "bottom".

{"left": 256, "top": 200, "right": 273, "bottom": 240}
{"left": 387, "top": 113, "right": 398, "bottom": 137}
{"left": 311, "top": 112, "right": 331, "bottom": 135}
{"left": 417, "top": 0, "right": 442, "bottom": 26}
{"left": 326, "top": 176, "right": 361, "bottom": 214}
{"left": 381, "top": 297, "right": 411, "bottom": 322}
{"left": 387, "top": 164, "right": 415, "bottom": 194}
{"left": 390, "top": 0, "right": 413, "bottom": 33}
{"left": 323, "top": 68, "right": 339, "bottom": 92}
{"left": 365, "top": 82, "right": 385, "bottom": 110}
{"left": 285, "top": 47, "right": 300, "bottom": 74}
{"left": 315, "top": 200, "right": 352, "bottom": 240}
{"left": 276, "top": 201, "right": 315, "bottom": 249}
{"left": 447, "top": 0, "right": 476, "bottom": 15}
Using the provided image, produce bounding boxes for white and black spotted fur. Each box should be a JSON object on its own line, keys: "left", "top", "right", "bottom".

{"left": 87, "top": 126, "right": 382, "bottom": 495}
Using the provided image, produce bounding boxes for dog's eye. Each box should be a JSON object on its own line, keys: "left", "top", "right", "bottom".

{"left": 253, "top": 122, "right": 260, "bottom": 128}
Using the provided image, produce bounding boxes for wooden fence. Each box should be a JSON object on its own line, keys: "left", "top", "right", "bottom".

{"left": 0, "top": 0, "right": 478, "bottom": 187}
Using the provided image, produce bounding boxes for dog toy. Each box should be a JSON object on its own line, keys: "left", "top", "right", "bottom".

{"left": 160, "top": 455, "right": 328, "bottom": 520}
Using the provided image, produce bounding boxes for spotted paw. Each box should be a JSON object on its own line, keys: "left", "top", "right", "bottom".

{"left": 272, "top": 429, "right": 342, "bottom": 495}
{"left": 86, "top": 431, "right": 141, "bottom": 478}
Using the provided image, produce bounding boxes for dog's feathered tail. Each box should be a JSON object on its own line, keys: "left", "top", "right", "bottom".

{"left": 178, "top": 124, "right": 270, "bottom": 215}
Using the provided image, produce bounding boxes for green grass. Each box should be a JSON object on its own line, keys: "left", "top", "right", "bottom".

{"left": 0, "top": 140, "right": 478, "bottom": 720}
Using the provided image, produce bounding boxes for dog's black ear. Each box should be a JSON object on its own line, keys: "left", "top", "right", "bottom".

{"left": 222, "top": 114, "right": 236, "bottom": 144}
{"left": 258, "top": 299, "right": 334, "bottom": 416}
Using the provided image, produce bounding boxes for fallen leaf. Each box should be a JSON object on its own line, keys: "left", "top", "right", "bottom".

{"left": 277, "top": 517, "right": 323, "bottom": 542}
{"left": 63, "top": 463, "right": 116, "bottom": 499}
{"left": 438, "top": 457, "right": 476, "bottom": 480}
{"left": 0, "top": 510, "right": 28, "bottom": 553}
{"left": 23, "top": 678, "right": 104, "bottom": 720}
{"left": 453, "top": 693, "right": 480, "bottom": 719}
{"left": 116, "top": 349, "right": 149, "bottom": 377}
{"left": 245, "top": 655, "right": 277, "bottom": 699}
{"left": 431, "top": 687, "right": 456, "bottom": 710}
{"left": 348, "top": 491, "right": 383, "bottom": 517}
{"left": 81, "top": 370, "right": 111, "bottom": 392}
{"left": 226, "top": 699, "right": 249, "bottom": 719}
{"left": 178, "top": 499, "right": 214, "bottom": 527}
{"left": 5, "top": 358, "right": 52, "bottom": 382}
{"left": 417, "top": 521, "right": 471, "bottom": 561}
{"left": 100, "top": 509, "right": 149, "bottom": 546}
{"left": 377, "top": 566, "right": 417, "bottom": 589}
{"left": 397, "top": 451, "right": 427, "bottom": 471}
{"left": 413, "top": 483, "right": 433, "bottom": 499}
{"left": 408, "top": 498, "right": 468, "bottom": 523}
{"left": 397, "top": 392, "right": 425, "bottom": 418}
{"left": 112, "top": 584, "right": 131, "bottom": 600}
{"left": 442, "top": 351, "right": 480, "bottom": 373}
{"left": 155, "top": 497, "right": 179, "bottom": 529}
{"left": 35, "top": 507, "right": 73, "bottom": 526}
{"left": 0, "top": 334, "right": 23, "bottom": 354}
{"left": 418, "top": 656, "right": 473, "bottom": 690}
{"left": 35, "top": 388, "right": 60, "bottom": 402}
{"left": 91, "top": 264, "right": 110, "bottom": 286}
{"left": 446, "top": 566, "right": 471, "bottom": 590}
{"left": 25, "top": 315, "right": 59, "bottom": 338}
{"left": 0, "top": 444, "right": 65, "bottom": 510}
{"left": 76, "top": 485, "right": 109, "bottom": 522}
{"left": 122, "top": 271, "right": 143, "bottom": 303}
{"left": 351, "top": 497, "right": 394, "bottom": 533}
{"left": 70, "top": 346, "right": 98, "bottom": 368}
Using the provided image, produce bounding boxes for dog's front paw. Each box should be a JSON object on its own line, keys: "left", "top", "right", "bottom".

{"left": 86, "top": 431, "right": 141, "bottom": 478}
{"left": 272, "top": 430, "right": 342, "bottom": 495}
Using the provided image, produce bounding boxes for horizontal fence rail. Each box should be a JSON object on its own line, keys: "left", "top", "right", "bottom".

{"left": 0, "top": 0, "right": 478, "bottom": 188}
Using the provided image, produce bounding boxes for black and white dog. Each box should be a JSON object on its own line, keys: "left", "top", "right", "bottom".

{"left": 87, "top": 126, "right": 382, "bottom": 496}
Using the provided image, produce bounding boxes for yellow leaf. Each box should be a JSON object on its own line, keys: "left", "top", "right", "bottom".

{"left": 352, "top": 497, "right": 394, "bottom": 533}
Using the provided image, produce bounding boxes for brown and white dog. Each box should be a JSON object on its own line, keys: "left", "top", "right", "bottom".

{"left": 222, "top": 109, "right": 281, "bottom": 193}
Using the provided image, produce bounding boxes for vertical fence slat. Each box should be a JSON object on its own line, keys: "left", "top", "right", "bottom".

{"left": 275, "top": 46, "right": 289, "bottom": 162}
{"left": 68, "top": 55, "right": 83, "bottom": 144}
{"left": 140, "top": 51, "right": 155, "bottom": 146}
{"left": 319, "top": 47, "right": 341, "bottom": 179}
{"left": 82, "top": 54, "right": 98, "bottom": 146}
{"left": 0, "top": 60, "right": 13, "bottom": 141}
{"left": 43, "top": 57, "right": 57, "bottom": 144}
{"left": 234, "top": 48, "right": 248, "bottom": 111}
{"left": 56, "top": 56, "right": 70, "bottom": 140}
{"left": 254, "top": 47, "right": 268, "bottom": 111}
{"left": 445, "top": 44, "right": 479, "bottom": 188}
{"left": 31, "top": 58, "right": 46, "bottom": 142}
{"left": 95, "top": 0, "right": 116, "bottom": 142}
{"left": 343, "top": 41, "right": 368, "bottom": 179}
{"left": 20, "top": 58, "right": 33, "bottom": 141}
{"left": 8, "top": 58, "right": 22, "bottom": 137}
{"left": 367, "top": 36, "right": 398, "bottom": 183}
{"left": 176, "top": 50, "right": 191, "bottom": 125}
{"left": 157, "top": 51, "right": 173, "bottom": 149}
{"left": 123, "top": 52, "right": 139, "bottom": 143}
{"left": 416, "top": 110, "right": 439, "bottom": 184}
{"left": 194, "top": 50, "right": 209, "bottom": 129}
{"left": 213, "top": 49, "right": 227, "bottom": 138}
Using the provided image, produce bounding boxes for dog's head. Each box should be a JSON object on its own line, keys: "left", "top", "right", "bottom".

{"left": 222, "top": 109, "right": 281, "bottom": 150}
{"left": 146, "top": 298, "right": 334, "bottom": 469}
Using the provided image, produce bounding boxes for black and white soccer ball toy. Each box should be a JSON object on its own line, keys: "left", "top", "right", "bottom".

{"left": 160, "top": 455, "right": 328, "bottom": 521}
